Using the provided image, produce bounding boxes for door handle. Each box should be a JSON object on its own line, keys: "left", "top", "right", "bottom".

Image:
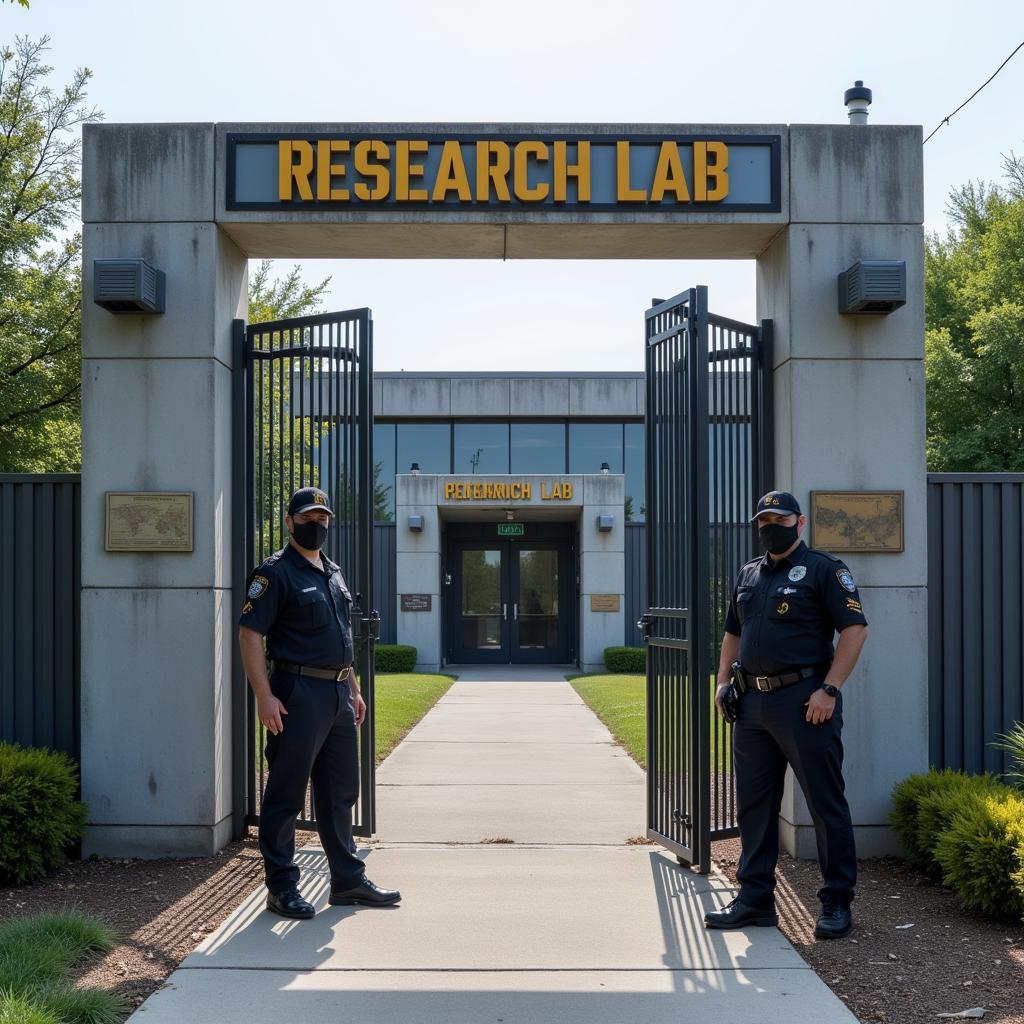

{"left": 513, "top": 603, "right": 518, "bottom": 621}
{"left": 503, "top": 603, "right": 507, "bottom": 621}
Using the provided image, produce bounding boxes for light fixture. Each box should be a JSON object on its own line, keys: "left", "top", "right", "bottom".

{"left": 844, "top": 80, "right": 872, "bottom": 125}
{"left": 600, "top": 462, "right": 610, "bottom": 475}
{"left": 408, "top": 514, "right": 424, "bottom": 532}
{"left": 597, "top": 513, "right": 614, "bottom": 532}
{"left": 504, "top": 509, "right": 515, "bottom": 522}
{"left": 410, "top": 462, "right": 420, "bottom": 475}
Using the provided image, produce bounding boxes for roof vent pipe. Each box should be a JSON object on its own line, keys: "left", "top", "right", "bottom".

{"left": 844, "top": 80, "right": 872, "bottom": 125}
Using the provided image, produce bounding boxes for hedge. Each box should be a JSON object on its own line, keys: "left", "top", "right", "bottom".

{"left": 0, "top": 744, "right": 87, "bottom": 887}
{"left": 604, "top": 646, "right": 645, "bottom": 673}
{"left": 375, "top": 644, "right": 417, "bottom": 673}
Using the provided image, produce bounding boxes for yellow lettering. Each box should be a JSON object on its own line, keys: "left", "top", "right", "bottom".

{"left": 514, "top": 141, "right": 549, "bottom": 202}
{"left": 553, "top": 141, "right": 591, "bottom": 202}
{"left": 456, "top": 483, "right": 466, "bottom": 500}
{"left": 649, "top": 141, "right": 690, "bottom": 203}
{"left": 511, "top": 483, "right": 521, "bottom": 499}
{"left": 616, "top": 141, "right": 646, "bottom": 202}
{"left": 353, "top": 140, "right": 390, "bottom": 200}
{"left": 444, "top": 482, "right": 455, "bottom": 500}
{"left": 483, "top": 482, "right": 494, "bottom": 499}
{"left": 522, "top": 483, "right": 532, "bottom": 499}
{"left": 476, "top": 141, "right": 511, "bottom": 202}
{"left": 396, "top": 140, "right": 429, "bottom": 201}
{"left": 432, "top": 140, "right": 472, "bottom": 201}
{"left": 694, "top": 141, "right": 729, "bottom": 202}
{"left": 564, "top": 481, "right": 573, "bottom": 500}
{"left": 472, "top": 482, "right": 482, "bottom": 499}
{"left": 278, "top": 140, "right": 314, "bottom": 201}
{"left": 541, "top": 482, "right": 550, "bottom": 500}
{"left": 316, "top": 140, "right": 350, "bottom": 201}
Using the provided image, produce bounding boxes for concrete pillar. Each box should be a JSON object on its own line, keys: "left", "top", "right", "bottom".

{"left": 394, "top": 474, "right": 442, "bottom": 671}
{"left": 756, "top": 125, "right": 927, "bottom": 856}
{"left": 579, "top": 474, "right": 625, "bottom": 674}
{"left": 80, "top": 125, "right": 247, "bottom": 857}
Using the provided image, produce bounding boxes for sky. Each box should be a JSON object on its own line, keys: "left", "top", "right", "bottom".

{"left": 8, "top": 0, "right": 1024, "bottom": 371}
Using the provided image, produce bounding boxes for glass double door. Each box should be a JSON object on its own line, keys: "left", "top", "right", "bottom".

{"left": 450, "top": 541, "right": 570, "bottom": 664}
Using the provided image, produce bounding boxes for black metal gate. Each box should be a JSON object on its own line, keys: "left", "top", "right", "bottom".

{"left": 641, "top": 286, "right": 772, "bottom": 871}
{"left": 231, "top": 309, "right": 377, "bottom": 839}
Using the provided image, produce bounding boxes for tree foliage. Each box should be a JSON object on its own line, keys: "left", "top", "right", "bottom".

{"left": 0, "top": 36, "right": 99, "bottom": 471}
{"left": 925, "top": 154, "right": 1024, "bottom": 471}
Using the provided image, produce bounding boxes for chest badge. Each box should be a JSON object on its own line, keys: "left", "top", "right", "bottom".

{"left": 247, "top": 575, "right": 269, "bottom": 600}
{"left": 837, "top": 569, "right": 857, "bottom": 592}
{"left": 788, "top": 565, "right": 807, "bottom": 582}
{"left": 776, "top": 601, "right": 790, "bottom": 615}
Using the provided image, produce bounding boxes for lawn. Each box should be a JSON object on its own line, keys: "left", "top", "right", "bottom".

{"left": 371, "top": 672, "right": 454, "bottom": 763}
{"left": 570, "top": 673, "right": 732, "bottom": 772}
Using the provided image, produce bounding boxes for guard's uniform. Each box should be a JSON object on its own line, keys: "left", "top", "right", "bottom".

{"left": 724, "top": 540, "right": 867, "bottom": 911}
{"left": 239, "top": 543, "right": 365, "bottom": 896}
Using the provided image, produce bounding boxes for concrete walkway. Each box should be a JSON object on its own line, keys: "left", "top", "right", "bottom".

{"left": 132, "top": 667, "right": 856, "bottom": 1023}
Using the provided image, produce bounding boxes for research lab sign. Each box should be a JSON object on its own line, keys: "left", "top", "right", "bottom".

{"left": 226, "top": 133, "right": 780, "bottom": 212}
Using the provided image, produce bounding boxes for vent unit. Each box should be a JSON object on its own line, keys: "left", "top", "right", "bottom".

{"left": 94, "top": 259, "right": 166, "bottom": 314}
{"left": 837, "top": 260, "right": 906, "bottom": 315}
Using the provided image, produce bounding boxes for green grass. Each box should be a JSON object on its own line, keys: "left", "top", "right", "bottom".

{"left": 372, "top": 673, "right": 455, "bottom": 763}
{"left": 0, "top": 911, "right": 122, "bottom": 1024}
{"left": 570, "top": 673, "right": 732, "bottom": 772}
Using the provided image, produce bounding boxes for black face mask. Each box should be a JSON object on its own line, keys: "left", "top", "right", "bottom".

{"left": 759, "top": 522, "right": 799, "bottom": 555}
{"left": 291, "top": 520, "right": 328, "bottom": 551}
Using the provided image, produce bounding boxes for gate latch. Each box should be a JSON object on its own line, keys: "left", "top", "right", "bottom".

{"left": 637, "top": 613, "right": 655, "bottom": 641}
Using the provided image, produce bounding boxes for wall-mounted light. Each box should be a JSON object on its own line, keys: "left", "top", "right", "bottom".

{"left": 410, "top": 462, "right": 420, "bottom": 475}
{"left": 504, "top": 509, "right": 515, "bottom": 522}
{"left": 838, "top": 260, "right": 906, "bottom": 315}
{"left": 600, "top": 462, "right": 610, "bottom": 475}
{"left": 407, "top": 514, "right": 424, "bottom": 532}
{"left": 93, "top": 259, "right": 166, "bottom": 314}
{"left": 597, "top": 513, "right": 614, "bottom": 532}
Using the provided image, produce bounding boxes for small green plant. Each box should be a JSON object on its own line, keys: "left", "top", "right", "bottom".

{"left": 992, "top": 720, "right": 1024, "bottom": 787}
{"left": 0, "top": 744, "right": 87, "bottom": 886}
{"left": 603, "top": 646, "right": 645, "bottom": 673}
{"left": 375, "top": 644, "right": 417, "bottom": 673}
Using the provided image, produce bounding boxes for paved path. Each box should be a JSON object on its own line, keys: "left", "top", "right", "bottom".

{"left": 132, "top": 667, "right": 856, "bottom": 1023}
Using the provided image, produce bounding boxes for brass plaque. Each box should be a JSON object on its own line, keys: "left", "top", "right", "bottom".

{"left": 590, "top": 594, "right": 620, "bottom": 613}
{"left": 810, "top": 490, "right": 904, "bottom": 553}
{"left": 401, "top": 593, "right": 432, "bottom": 612}
{"left": 105, "top": 492, "right": 194, "bottom": 552}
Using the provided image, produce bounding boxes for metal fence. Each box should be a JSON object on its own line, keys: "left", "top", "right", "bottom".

{"left": 927, "top": 474, "right": 1024, "bottom": 775}
{"left": 374, "top": 523, "right": 397, "bottom": 644}
{"left": 0, "top": 475, "right": 81, "bottom": 761}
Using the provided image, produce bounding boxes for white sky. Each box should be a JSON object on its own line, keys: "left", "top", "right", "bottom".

{"left": 10, "top": 0, "right": 1024, "bottom": 371}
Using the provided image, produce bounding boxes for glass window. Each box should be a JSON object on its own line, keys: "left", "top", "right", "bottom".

{"left": 454, "top": 422, "right": 509, "bottom": 474}
{"left": 373, "top": 422, "right": 396, "bottom": 521}
{"left": 569, "top": 422, "right": 623, "bottom": 474}
{"left": 624, "top": 422, "right": 645, "bottom": 522}
{"left": 396, "top": 422, "right": 451, "bottom": 476}
{"left": 510, "top": 423, "right": 566, "bottom": 474}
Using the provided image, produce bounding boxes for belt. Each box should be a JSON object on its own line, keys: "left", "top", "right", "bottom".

{"left": 272, "top": 661, "right": 351, "bottom": 682}
{"left": 736, "top": 663, "right": 829, "bottom": 694}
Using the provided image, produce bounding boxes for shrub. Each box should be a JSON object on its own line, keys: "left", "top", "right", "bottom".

{"left": 375, "top": 644, "right": 417, "bottom": 673}
{"left": 993, "top": 720, "right": 1024, "bottom": 788}
{"left": 933, "top": 792, "right": 1024, "bottom": 920}
{"left": 0, "top": 744, "right": 87, "bottom": 886}
{"left": 604, "top": 647, "right": 645, "bottom": 673}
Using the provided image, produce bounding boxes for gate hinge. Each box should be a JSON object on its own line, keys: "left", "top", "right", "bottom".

{"left": 637, "top": 613, "right": 655, "bottom": 641}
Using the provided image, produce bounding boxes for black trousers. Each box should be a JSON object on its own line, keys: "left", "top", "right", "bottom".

{"left": 732, "top": 677, "right": 856, "bottom": 910}
{"left": 259, "top": 671, "right": 366, "bottom": 895}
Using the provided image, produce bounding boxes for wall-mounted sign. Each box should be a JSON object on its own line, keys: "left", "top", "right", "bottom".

{"left": 400, "top": 593, "right": 432, "bottom": 612}
{"left": 590, "top": 594, "right": 621, "bottom": 613}
{"left": 810, "top": 491, "right": 904, "bottom": 553}
{"left": 227, "top": 133, "right": 780, "bottom": 213}
{"left": 497, "top": 523, "right": 525, "bottom": 536}
{"left": 105, "top": 492, "right": 193, "bottom": 552}
{"left": 443, "top": 480, "right": 574, "bottom": 501}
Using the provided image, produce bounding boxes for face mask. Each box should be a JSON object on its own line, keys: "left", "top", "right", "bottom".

{"left": 291, "top": 520, "right": 328, "bottom": 551}
{"left": 759, "top": 522, "right": 799, "bottom": 555}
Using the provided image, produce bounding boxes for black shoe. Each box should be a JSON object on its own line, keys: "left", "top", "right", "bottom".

{"left": 704, "top": 897, "right": 778, "bottom": 929}
{"left": 815, "top": 901, "right": 852, "bottom": 939}
{"left": 266, "top": 888, "right": 315, "bottom": 919}
{"left": 329, "top": 877, "right": 401, "bottom": 907}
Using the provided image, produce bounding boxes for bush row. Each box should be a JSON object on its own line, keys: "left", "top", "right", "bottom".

{"left": 375, "top": 644, "right": 417, "bottom": 673}
{"left": 603, "top": 646, "right": 645, "bottom": 673}
{"left": 890, "top": 769, "right": 1024, "bottom": 920}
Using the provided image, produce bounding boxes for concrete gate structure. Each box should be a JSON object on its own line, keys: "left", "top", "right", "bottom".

{"left": 80, "top": 121, "right": 927, "bottom": 862}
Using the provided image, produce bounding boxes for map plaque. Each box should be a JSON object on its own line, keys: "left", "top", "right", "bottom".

{"left": 810, "top": 491, "right": 903, "bottom": 553}
{"left": 105, "top": 492, "right": 194, "bottom": 552}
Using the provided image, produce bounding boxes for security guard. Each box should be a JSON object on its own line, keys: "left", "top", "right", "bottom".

{"left": 705, "top": 491, "right": 868, "bottom": 940}
{"left": 238, "top": 486, "right": 400, "bottom": 919}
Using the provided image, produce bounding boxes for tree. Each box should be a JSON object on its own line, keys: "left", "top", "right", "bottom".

{"left": 925, "top": 155, "right": 1024, "bottom": 471}
{"left": 0, "top": 36, "right": 99, "bottom": 471}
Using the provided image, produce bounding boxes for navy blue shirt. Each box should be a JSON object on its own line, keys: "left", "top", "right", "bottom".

{"left": 724, "top": 541, "right": 867, "bottom": 676}
{"left": 238, "top": 543, "right": 355, "bottom": 669}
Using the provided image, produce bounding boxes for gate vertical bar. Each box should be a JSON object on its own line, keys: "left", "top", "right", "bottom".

{"left": 231, "top": 318, "right": 248, "bottom": 840}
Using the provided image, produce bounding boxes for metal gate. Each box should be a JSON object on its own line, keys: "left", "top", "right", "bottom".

{"left": 640, "top": 286, "right": 772, "bottom": 871}
{"left": 231, "top": 309, "right": 378, "bottom": 839}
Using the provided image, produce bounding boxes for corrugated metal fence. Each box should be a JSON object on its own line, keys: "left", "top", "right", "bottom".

{"left": 374, "top": 523, "right": 396, "bottom": 644}
{"left": 928, "top": 474, "right": 1024, "bottom": 774}
{"left": 0, "top": 475, "right": 81, "bottom": 761}
{"left": 624, "top": 522, "right": 646, "bottom": 647}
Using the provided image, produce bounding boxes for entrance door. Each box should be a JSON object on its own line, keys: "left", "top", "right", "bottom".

{"left": 448, "top": 533, "right": 572, "bottom": 664}
{"left": 640, "top": 287, "right": 772, "bottom": 871}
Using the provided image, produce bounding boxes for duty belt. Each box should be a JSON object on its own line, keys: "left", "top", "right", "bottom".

{"left": 736, "top": 663, "right": 829, "bottom": 694}
{"left": 272, "top": 661, "right": 351, "bottom": 682}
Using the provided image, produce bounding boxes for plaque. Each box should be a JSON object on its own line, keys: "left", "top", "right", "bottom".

{"left": 401, "top": 593, "right": 432, "bottom": 612}
{"left": 590, "top": 594, "right": 620, "bottom": 613}
{"left": 105, "top": 492, "right": 194, "bottom": 552}
{"left": 810, "top": 491, "right": 904, "bottom": 553}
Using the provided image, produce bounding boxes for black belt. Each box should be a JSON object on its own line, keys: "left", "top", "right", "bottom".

{"left": 272, "top": 661, "right": 350, "bottom": 682}
{"left": 736, "top": 663, "right": 829, "bottom": 694}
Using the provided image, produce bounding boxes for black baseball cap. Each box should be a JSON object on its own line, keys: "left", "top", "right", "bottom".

{"left": 288, "top": 486, "right": 334, "bottom": 516}
{"left": 751, "top": 490, "right": 801, "bottom": 521}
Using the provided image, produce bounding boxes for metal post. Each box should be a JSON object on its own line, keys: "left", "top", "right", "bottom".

{"left": 230, "top": 318, "right": 248, "bottom": 840}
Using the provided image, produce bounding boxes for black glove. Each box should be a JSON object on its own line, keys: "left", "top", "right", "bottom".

{"left": 722, "top": 682, "right": 740, "bottom": 724}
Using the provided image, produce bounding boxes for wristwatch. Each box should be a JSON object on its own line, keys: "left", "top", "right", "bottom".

{"left": 820, "top": 683, "right": 840, "bottom": 698}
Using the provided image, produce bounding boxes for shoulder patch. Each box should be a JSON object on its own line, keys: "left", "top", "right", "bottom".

{"left": 835, "top": 568, "right": 857, "bottom": 593}
{"left": 247, "top": 574, "right": 270, "bottom": 600}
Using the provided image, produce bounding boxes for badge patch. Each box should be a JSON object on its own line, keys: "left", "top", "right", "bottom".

{"left": 242, "top": 600, "right": 253, "bottom": 615}
{"left": 776, "top": 601, "right": 790, "bottom": 615}
{"left": 780, "top": 586, "right": 799, "bottom": 595}
{"left": 788, "top": 565, "right": 807, "bottom": 582}
{"left": 247, "top": 575, "right": 269, "bottom": 600}
{"left": 836, "top": 569, "right": 857, "bottom": 593}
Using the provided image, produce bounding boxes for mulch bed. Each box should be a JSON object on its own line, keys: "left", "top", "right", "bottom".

{"left": 2, "top": 831, "right": 1022, "bottom": 1022}
{"left": 713, "top": 837, "right": 1024, "bottom": 1024}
